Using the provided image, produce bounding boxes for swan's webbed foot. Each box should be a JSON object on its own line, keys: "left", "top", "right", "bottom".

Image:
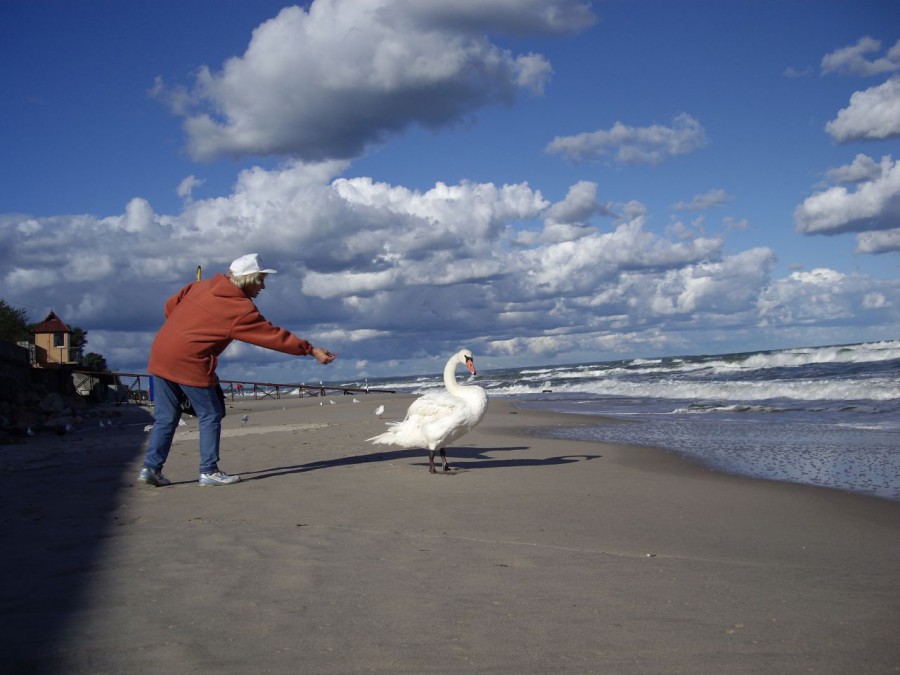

{"left": 440, "top": 448, "right": 451, "bottom": 472}
{"left": 428, "top": 450, "right": 437, "bottom": 473}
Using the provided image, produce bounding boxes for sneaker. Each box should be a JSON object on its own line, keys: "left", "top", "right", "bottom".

{"left": 138, "top": 467, "right": 171, "bottom": 487}
{"left": 199, "top": 471, "right": 241, "bottom": 486}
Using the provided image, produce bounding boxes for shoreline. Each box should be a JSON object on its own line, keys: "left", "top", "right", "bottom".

{"left": 505, "top": 396, "right": 900, "bottom": 503}
{"left": 260, "top": 392, "right": 900, "bottom": 503}
{"left": 2, "top": 393, "right": 898, "bottom": 673}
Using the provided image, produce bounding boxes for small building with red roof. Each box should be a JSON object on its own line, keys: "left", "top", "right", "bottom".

{"left": 32, "top": 310, "right": 77, "bottom": 367}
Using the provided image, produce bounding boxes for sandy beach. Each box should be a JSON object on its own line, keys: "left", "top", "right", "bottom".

{"left": 1, "top": 393, "right": 898, "bottom": 674}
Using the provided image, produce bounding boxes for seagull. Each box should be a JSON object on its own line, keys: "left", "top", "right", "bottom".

{"left": 329, "top": 399, "right": 336, "bottom": 405}
{"left": 352, "top": 398, "right": 361, "bottom": 403}
{"left": 26, "top": 426, "right": 36, "bottom": 437}
{"left": 241, "top": 414, "right": 249, "bottom": 427}
{"left": 373, "top": 404, "right": 385, "bottom": 418}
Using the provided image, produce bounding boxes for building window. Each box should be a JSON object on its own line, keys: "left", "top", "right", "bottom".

{"left": 53, "top": 332, "right": 65, "bottom": 348}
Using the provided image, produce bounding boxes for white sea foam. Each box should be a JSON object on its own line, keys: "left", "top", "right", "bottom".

{"left": 365, "top": 340, "right": 900, "bottom": 403}
{"left": 489, "top": 376, "right": 897, "bottom": 402}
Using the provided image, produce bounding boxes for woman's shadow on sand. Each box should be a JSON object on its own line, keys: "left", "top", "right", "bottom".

{"left": 242, "top": 445, "right": 602, "bottom": 480}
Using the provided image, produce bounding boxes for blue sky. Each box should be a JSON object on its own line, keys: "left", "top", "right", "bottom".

{"left": 2, "top": 0, "right": 899, "bottom": 382}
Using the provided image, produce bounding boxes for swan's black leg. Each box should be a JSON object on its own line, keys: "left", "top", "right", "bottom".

{"left": 440, "top": 448, "right": 451, "bottom": 472}
{"left": 428, "top": 450, "right": 437, "bottom": 473}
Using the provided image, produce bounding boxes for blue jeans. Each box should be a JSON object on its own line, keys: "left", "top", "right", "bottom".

{"left": 143, "top": 376, "right": 225, "bottom": 475}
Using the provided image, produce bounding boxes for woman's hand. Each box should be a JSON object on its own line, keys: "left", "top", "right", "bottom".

{"left": 311, "top": 346, "right": 336, "bottom": 364}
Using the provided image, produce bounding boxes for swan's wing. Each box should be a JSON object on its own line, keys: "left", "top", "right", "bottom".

{"left": 403, "top": 391, "right": 460, "bottom": 420}
{"left": 417, "top": 388, "right": 488, "bottom": 447}
{"left": 367, "top": 392, "right": 464, "bottom": 448}
{"left": 446, "top": 387, "right": 488, "bottom": 437}
{"left": 466, "top": 387, "right": 489, "bottom": 426}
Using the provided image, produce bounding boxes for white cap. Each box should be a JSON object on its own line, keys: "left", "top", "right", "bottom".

{"left": 229, "top": 253, "right": 277, "bottom": 276}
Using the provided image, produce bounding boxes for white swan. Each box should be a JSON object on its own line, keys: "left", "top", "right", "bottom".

{"left": 368, "top": 349, "right": 488, "bottom": 473}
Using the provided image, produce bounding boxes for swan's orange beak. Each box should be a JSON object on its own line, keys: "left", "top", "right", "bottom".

{"left": 465, "top": 358, "right": 477, "bottom": 375}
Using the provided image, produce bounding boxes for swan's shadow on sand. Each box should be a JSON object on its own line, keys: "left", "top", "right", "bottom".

{"left": 243, "top": 445, "right": 602, "bottom": 481}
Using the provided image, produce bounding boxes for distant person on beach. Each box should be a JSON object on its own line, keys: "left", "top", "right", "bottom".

{"left": 138, "top": 253, "right": 336, "bottom": 488}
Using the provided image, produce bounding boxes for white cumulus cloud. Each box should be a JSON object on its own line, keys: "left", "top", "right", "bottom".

{"left": 671, "top": 188, "right": 733, "bottom": 212}
{"left": 156, "top": 0, "right": 592, "bottom": 161}
{"left": 856, "top": 228, "right": 900, "bottom": 254}
{"left": 820, "top": 36, "right": 900, "bottom": 77}
{"left": 759, "top": 268, "right": 899, "bottom": 327}
{"left": 826, "top": 76, "right": 900, "bottom": 142}
{"left": 795, "top": 155, "right": 900, "bottom": 236}
{"left": 545, "top": 113, "right": 708, "bottom": 165}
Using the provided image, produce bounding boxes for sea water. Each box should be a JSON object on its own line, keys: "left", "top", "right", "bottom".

{"left": 360, "top": 340, "right": 900, "bottom": 501}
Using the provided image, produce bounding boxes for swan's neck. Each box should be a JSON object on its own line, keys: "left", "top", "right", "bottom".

{"left": 443, "top": 359, "right": 466, "bottom": 395}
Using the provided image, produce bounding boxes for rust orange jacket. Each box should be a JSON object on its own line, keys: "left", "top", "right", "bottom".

{"left": 147, "top": 273, "right": 313, "bottom": 387}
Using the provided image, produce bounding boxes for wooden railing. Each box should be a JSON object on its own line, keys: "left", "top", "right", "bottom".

{"left": 71, "top": 370, "right": 395, "bottom": 406}
{"left": 216, "top": 379, "right": 396, "bottom": 401}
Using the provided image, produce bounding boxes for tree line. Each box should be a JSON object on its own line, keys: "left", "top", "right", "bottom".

{"left": 0, "top": 299, "right": 109, "bottom": 372}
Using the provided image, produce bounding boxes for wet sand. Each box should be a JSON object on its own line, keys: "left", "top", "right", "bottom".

{"left": 1, "top": 393, "right": 898, "bottom": 673}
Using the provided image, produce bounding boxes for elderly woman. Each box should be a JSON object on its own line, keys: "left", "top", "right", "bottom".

{"left": 138, "top": 253, "right": 335, "bottom": 487}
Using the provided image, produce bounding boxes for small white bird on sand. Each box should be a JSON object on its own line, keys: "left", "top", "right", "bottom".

{"left": 352, "top": 398, "right": 360, "bottom": 403}
{"left": 373, "top": 404, "right": 385, "bottom": 418}
{"left": 241, "top": 414, "right": 249, "bottom": 427}
{"left": 329, "top": 399, "right": 336, "bottom": 405}
{"left": 368, "top": 349, "right": 488, "bottom": 474}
